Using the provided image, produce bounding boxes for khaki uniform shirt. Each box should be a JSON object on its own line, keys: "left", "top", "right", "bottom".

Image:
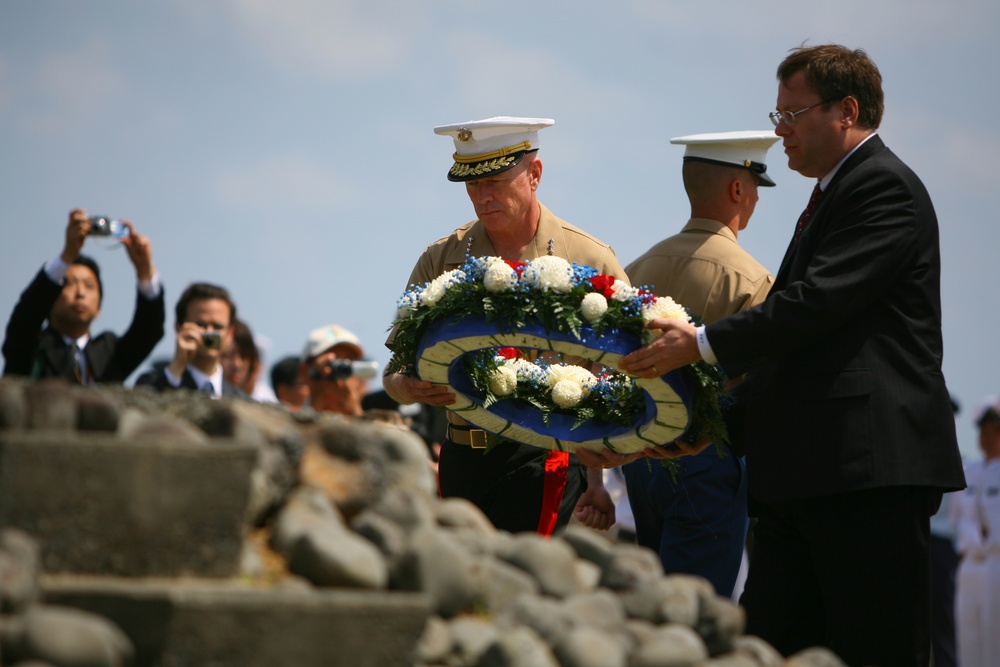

{"left": 388, "top": 202, "right": 628, "bottom": 428}
{"left": 625, "top": 218, "right": 772, "bottom": 325}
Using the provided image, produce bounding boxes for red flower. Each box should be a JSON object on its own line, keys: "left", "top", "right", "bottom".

{"left": 506, "top": 260, "right": 528, "bottom": 276}
{"left": 497, "top": 347, "right": 522, "bottom": 359}
{"left": 589, "top": 274, "right": 616, "bottom": 298}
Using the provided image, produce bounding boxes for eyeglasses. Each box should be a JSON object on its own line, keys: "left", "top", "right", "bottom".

{"left": 769, "top": 104, "right": 823, "bottom": 127}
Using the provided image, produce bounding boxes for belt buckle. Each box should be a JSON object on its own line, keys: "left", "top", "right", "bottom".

{"left": 469, "top": 429, "right": 488, "bottom": 449}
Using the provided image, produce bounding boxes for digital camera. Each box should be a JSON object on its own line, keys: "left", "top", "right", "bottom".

{"left": 308, "top": 359, "right": 380, "bottom": 381}
{"left": 200, "top": 331, "right": 223, "bottom": 351}
{"left": 88, "top": 216, "right": 130, "bottom": 239}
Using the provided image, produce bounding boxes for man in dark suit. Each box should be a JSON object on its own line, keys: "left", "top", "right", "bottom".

{"left": 617, "top": 44, "right": 966, "bottom": 666}
{"left": 3, "top": 208, "right": 165, "bottom": 385}
{"left": 135, "top": 282, "right": 245, "bottom": 399}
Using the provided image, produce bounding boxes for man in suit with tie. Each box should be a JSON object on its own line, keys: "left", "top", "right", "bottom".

{"left": 617, "top": 44, "right": 966, "bottom": 665}
{"left": 3, "top": 208, "right": 165, "bottom": 385}
{"left": 135, "top": 282, "right": 245, "bottom": 398}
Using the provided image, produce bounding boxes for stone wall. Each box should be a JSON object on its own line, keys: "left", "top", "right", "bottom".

{"left": 0, "top": 378, "right": 846, "bottom": 667}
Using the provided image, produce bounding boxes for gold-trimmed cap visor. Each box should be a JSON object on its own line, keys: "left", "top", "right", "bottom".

{"left": 434, "top": 116, "right": 554, "bottom": 182}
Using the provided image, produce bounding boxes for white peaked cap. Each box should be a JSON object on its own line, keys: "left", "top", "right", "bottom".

{"left": 670, "top": 130, "right": 781, "bottom": 186}
{"left": 434, "top": 116, "right": 554, "bottom": 181}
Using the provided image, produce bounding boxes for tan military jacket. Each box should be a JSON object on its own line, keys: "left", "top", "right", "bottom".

{"left": 625, "top": 218, "right": 773, "bottom": 325}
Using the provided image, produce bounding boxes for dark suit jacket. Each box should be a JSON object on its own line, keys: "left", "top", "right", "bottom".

{"left": 706, "top": 135, "right": 965, "bottom": 504}
{"left": 2, "top": 268, "right": 165, "bottom": 384}
{"left": 134, "top": 366, "right": 247, "bottom": 399}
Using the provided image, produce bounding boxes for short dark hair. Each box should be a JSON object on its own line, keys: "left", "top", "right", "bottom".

{"left": 229, "top": 318, "right": 260, "bottom": 377}
{"left": 71, "top": 255, "right": 103, "bottom": 306}
{"left": 174, "top": 282, "right": 236, "bottom": 326}
{"left": 777, "top": 44, "right": 884, "bottom": 131}
{"left": 270, "top": 355, "right": 301, "bottom": 390}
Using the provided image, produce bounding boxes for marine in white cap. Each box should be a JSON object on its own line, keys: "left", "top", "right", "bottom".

{"left": 383, "top": 116, "right": 629, "bottom": 537}
{"left": 578, "top": 130, "right": 779, "bottom": 598}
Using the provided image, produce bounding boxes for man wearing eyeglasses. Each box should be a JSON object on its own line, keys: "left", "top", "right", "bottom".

{"left": 617, "top": 44, "right": 965, "bottom": 666}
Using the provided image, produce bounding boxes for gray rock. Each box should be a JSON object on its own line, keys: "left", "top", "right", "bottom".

{"left": 270, "top": 485, "right": 344, "bottom": 555}
{"left": 695, "top": 592, "right": 745, "bottom": 656}
{"left": 493, "top": 594, "right": 573, "bottom": 645}
{"left": 561, "top": 524, "right": 615, "bottom": 568}
{"left": 0, "top": 604, "right": 133, "bottom": 667}
{"left": 23, "top": 380, "right": 77, "bottom": 431}
{"left": 496, "top": 533, "right": 585, "bottom": 598}
{"left": 368, "top": 488, "right": 437, "bottom": 535}
{"left": 393, "top": 524, "right": 479, "bottom": 618}
{"left": 628, "top": 623, "right": 708, "bottom": 667}
{"left": 75, "top": 391, "right": 120, "bottom": 432}
{"left": 435, "top": 497, "right": 500, "bottom": 555}
{"left": 477, "top": 625, "right": 559, "bottom": 667}
{"left": 351, "top": 509, "right": 409, "bottom": 560}
{"left": 450, "top": 616, "right": 501, "bottom": 665}
{"left": 0, "top": 529, "right": 39, "bottom": 613}
{"left": 0, "top": 379, "right": 27, "bottom": 429}
{"left": 730, "top": 635, "right": 783, "bottom": 665}
{"left": 573, "top": 557, "right": 602, "bottom": 592}
{"left": 473, "top": 556, "right": 540, "bottom": 613}
{"left": 562, "top": 589, "right": 627, "bottom": 631}
{"left": 373, "top": 423, "right": 438, "bottom": 497}
{"left": 413, "top": 615, "right": 452, "bottom": 665}
{"left": 287, "top": 523, "right": 388, "bottom": 589}
{"left": 552, "top": 626, "right": 628, "bottom": 667}
{"left": 783, "top": 647, "right": 849, "bottom": 667}
{"left": 599, "top": 543, "right": 664, "bottom": 591}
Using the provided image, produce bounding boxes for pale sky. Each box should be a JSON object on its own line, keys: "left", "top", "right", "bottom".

{"left": 2, "top": 0, "right": 997, "bottom": 458}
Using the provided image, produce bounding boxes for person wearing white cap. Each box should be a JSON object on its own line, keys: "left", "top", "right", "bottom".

{"left": 954, "top": 397, "right": 1000, "bottom": 667}
{"left": 608, "top": 131, "right": 778, "bottom": 599}
{"left": 383, "top": 116, "right": 629, "bottom": 536}
{"left": 617, "top": 45, "right": 965, "bottom": 665}
{"left": 299, "top": 323, "right": 372, "bottom": 416}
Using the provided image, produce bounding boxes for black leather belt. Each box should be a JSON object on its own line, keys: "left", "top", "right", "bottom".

{"left": 446, "top": 424, "right": 489, "bottom": 449}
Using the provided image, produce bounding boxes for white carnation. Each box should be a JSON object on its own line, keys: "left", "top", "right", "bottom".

{"left": 551, "top": 380, "right": 584, "bottom": 408}
{"left": 522, "top": 256, "right": 573, "bottom": 292}
{"left": 483, "top": 258, "right": 518, "bottom": 293}
{"left": 547, "top": 364, "right": 597, "bottom": 395}
{"left": 420, "top": 269, "right": 465, "bottom": 307}
{"left": 643, "top": 296, "right": 691, "bottom": 324}
{"left": 580, "top": 292, "right": 608, "bottom": 323}
{"left": 489, "top": 365, "right": 518, "bottom": 396}
{"left": 610, "top": 280, "right": 640, "bottom": 302}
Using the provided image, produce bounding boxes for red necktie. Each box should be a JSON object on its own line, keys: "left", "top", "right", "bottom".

{"left": 794, "top": 183, "right": 824, "bottom": 241}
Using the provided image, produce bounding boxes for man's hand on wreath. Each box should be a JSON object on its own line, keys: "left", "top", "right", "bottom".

{"left": 618, "top": 318, "right": 700, "bottom": 379}
{"left": 575, "top": 447, "right": 646, "bottom": 470}
{"left": 383, "top": 372, "right": 456, "bottom": 407}
{"left": 643, "top": 434, "right": 713, "bottom": 460}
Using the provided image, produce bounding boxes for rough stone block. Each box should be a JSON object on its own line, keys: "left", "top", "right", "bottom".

{"left": 42, "top": 576, "right": 431, "bottom": 667}
{"left": 0, "top": 433, "right": 256, "bottom": 577}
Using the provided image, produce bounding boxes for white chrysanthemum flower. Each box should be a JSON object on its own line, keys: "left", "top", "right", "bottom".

{"left": 420, "top": 269, "right": 465, "bottom": 307}
{"left": 483, "top": 258, "right": 518, "bottom": 293}
{"left": 551, "top": 380, "right": 584, "bottom": 408}
{"left": 610, "top": 280, "right": 640, "bottom": 302}
{"left": 396, "top": 291, "right": 420, "bottom": 319}
{"left": 522, "top": 256, "right": 573, "bottom": 292}
{"left": 580, "top": 292, "right": 609, "bottom": 323}
{"left": 489, "top": 365, "right": 518, "bottom": 396}
{"left": 546, "top": 364, "right": 598, "bottom": 395}
{"left": 643, "top": 296, "right": 691, "bottom": 324}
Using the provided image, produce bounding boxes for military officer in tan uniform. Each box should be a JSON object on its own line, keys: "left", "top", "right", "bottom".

{"left": 383, "top": 116, "right": 629, "bottom": 535}
{"left": 619, "top": 132, "right": 779, "bottom": 597}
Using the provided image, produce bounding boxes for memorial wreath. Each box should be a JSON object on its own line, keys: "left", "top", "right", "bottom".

{"left": 385, "top": 255, "right": 728, "bottom": 454}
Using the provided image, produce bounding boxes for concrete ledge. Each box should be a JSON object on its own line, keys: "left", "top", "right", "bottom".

{"left": 42, "top": 576, "right": 432, "bottom": 667}
{"left": 0, "top": 432, "right": 256, "bottom": 577}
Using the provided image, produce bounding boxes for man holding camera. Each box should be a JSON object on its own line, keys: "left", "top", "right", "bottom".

{"left": 3, "top": 208, "right": 165, "bottom": 385}
{"left": 134, "top": 282, "right": 245, "bottom": 398}
{"left": 298, "top": 323, "right": 373, "bottom": 416}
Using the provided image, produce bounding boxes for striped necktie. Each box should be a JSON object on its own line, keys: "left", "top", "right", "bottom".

{"left": 794, "top": 183, "right": 824, "bottom": 241}
{"left": 71, "top": 343, "right": 88, "bottom": 385}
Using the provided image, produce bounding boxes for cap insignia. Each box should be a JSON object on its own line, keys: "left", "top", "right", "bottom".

{"left": 457, "top": 128, "right": 473, "bottom": 142}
